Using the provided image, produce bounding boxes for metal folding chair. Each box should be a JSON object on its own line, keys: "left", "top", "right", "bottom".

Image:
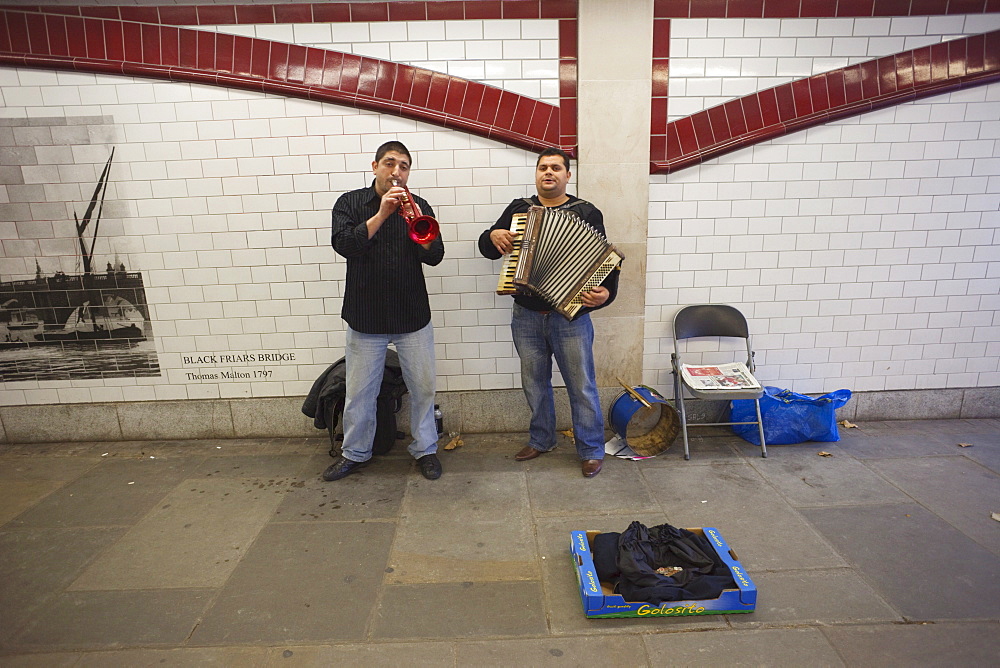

{"left": 671, "top": 304, "right": 767, "bottom": 459}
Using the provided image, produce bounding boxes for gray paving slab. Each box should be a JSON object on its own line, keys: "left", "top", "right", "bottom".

{"left": 962, "top": 441, "right": 1000, "bottom": 475}
{"left": 431, "top": 442, "right": 527, "bottom": 475}
{"left": 822, "top": 621, "right": 1000, "bottom": 667}
{"left": 0, "top": 441, "right": 105, "bottom": 457}
{"left": 0, "top": 527, "right": 125, "bottom": 644}
{"left": 190, "top": 521, "right": 395, "bottom": 644}
{"left": 69, "top": 476, "right": 286, "bottom": 590}
{"left": 401, "top": 469, "right": 530, "bottom": 523}
{"left": 832, "top": 428, "right": 964, "bottom": 459}
{"left": 264, "top": 642, "right": 455, "bottom": 666}
{"left": 188, "top": 453, "right": 313, "bottom": 479}
{"left": 896, "top": 419, "right": 1000, "bottom": 437}
{"left": 635, "top": 434, "right": 742, "bottom": 464}
{"left": 865, "top": 454, "right": 1000, "bottom": 554}
{"left": 371, "top": 581, "right": 547, "bottom": 639}
{"left": 75, "top": 646, "right": 270, "bottom": 667}
{"left": 269, "top": 437, "right": 330, "bottom": 456}
{"left": 0, "top": 423, "right": 997, "bottom": 663}
{"left": 745, "top": 442, "right": 912, "bottom": 507}
{"left": 273, "top": 454, "right": 410, "bottom": 522}
{"left": 644, "top": 627, "right": 846, "bottom": 667}
{"left": 727, "top": 568, "right": 901, "bottom": 626}
{"left": 526, "top": 454, "right": 658, "bottom": 517}
{"left": 643, "top": 462, "right": 848, "bottom": 571}
{"left": 0, "top": 652, "right": 81, "bottom": 667}
{"left": 0, "top": 454, "right": 100, "bottom": 481}
{"left": 7, "top": 589, "right": 212, "bottom": 650}
{"left": 121, "top": 439, "right": 271, "bottom": 457}
{"left": 387, "top": 516, "right": 539, "bottom": 583}
{"left": 0, "top": 480, "right": 64, "bottom": 525}
{"left": 8, "top": 456, "right": 206, "bottom": 528}
{"left": 801, "top": 503, "right": 1000, "bottom": 620}
{"left": 456, "top": 634, "right": 649, "bottom": 666}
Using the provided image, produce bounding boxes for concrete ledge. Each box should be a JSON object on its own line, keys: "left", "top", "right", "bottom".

{"left": 117, "top": 400, "right": 236, "bottom": 440}
{"left": 853, "top": 388, "right": 964, "bottom": 421}
{"left": 960, "top": 386, "right": 1000, "bottom": 418}
{"left": 230, "top": 397, "right": 315, "bottom": 438}
{"left": 2, "top": 403, "right": 122, "bottom": 443}
{"left": 1, "top": 386, "right": 996, "bottom": 444}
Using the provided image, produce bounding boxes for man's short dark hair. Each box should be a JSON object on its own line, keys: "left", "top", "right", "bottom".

{"left": 537, "top": 147, "right": 571, "bottom": 171}
{"left": 375, "top": 141, "right": 412, "bottom": 165}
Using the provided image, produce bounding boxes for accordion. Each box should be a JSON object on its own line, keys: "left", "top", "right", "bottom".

{"left": 495, "top": 205, "right": 624, "bottom": 319}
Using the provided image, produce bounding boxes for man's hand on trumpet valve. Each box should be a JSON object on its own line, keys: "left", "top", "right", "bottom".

{"left": 378, "top": 182, "right": 404, "bottom": 218}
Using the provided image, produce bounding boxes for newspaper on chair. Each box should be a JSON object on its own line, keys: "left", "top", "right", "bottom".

{"left": 680, "top": 362, "right": 761, "bottom": 390}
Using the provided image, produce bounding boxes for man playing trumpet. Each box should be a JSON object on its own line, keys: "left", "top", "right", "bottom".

{"left": 325, "top": 141, "right": 445, "bottom": 482}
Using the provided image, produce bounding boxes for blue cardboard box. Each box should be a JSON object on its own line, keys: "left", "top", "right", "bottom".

{"left": 570, "top": 528, "right": 756, "bottom": 618}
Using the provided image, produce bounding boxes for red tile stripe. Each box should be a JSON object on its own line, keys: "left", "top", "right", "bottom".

{"left": 0, "top": 7, "right": 573, "bottom": 154}
{"left": 652, "top": 0, "right": 998, "bottom": 17}
{"left": 25, "top": 0, "right": 995, "bottom": 21}
{"left": 12, "top": 2, "right": 578, "bottom": 24}
{"left": 651, "top": 29, "right": 1000, "bottom": 173}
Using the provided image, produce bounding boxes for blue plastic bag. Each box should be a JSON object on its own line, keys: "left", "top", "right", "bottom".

{"left": 730, "top": 387, "right": 852, "bottom": 445}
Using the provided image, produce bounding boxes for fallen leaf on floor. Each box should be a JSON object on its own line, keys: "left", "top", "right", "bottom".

{"left": 443, "top": 434, "right": 464, "bottom": 450}
{"left": 958, "top": 442, "right": 973, "bottom": 448}
{"left": 839, "top": 420, "right": 857, "bottom": 428}
{"left": 817, "top": 451, "right": 833, "bottom": 457}
{"left": 992, "top": 512, "right": 1000, "bottom": 522}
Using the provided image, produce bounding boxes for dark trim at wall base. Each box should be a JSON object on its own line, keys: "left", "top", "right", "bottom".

{"left": 1, "top": 387, "right": 997, "bottom": 443}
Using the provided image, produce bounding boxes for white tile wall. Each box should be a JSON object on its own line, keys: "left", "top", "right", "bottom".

{"left": 647, "top": 78, "right": 1000, "bottom": 395}
{"left": 0, "top": 64, "right": 542, "bottom": 403}
{"left": 1, "top": 14, "right": 998, "bottom": 406}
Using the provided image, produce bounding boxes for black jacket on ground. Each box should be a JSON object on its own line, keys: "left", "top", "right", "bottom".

{"left": 301, "top": 350, "right": 406, "bottom": 430}
{"left": 592, "top": 521, "right": 737, "bottom": 605}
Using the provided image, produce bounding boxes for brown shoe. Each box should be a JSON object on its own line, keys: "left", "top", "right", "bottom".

{"left": 582, "top": 459, "right": 603, "bottom": 477}
{"left": 515, "top": 445, "right": 544, "bottom": 461}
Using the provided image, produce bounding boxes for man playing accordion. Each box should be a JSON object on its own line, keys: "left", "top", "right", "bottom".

{"left": 478, "top": 148, "right": 620, "bottom": 478}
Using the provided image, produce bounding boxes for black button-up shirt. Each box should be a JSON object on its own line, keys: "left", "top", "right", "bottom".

{"left": 331, "top": 180, "right": 445, "bottom": 334}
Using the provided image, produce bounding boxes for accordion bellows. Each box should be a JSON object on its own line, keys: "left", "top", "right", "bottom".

{"left": 496, "top": 205, "right": 624, "bottom": 320}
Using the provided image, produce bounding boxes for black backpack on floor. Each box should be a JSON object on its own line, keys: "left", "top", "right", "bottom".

{"left": 301, "top": 350, "right": 408, "bottom": 457}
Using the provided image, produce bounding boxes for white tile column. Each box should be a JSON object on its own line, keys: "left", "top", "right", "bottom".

{"left": 576, "top": 0, "right": 653, "bottom": 387}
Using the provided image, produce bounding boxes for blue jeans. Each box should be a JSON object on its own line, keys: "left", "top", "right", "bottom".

{"left": 511, "top": 303, "right": 604, "bottom": 460}
{"left": 341, "top": 322, "right": 437, "bottom": 462}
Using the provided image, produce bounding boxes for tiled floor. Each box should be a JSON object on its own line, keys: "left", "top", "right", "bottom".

{"left": 1, "top": 420, "right": 998, "bottom": 666}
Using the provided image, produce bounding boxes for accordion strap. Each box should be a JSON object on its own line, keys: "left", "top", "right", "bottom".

{"left": 521, "top": 197, "right": 593, "bottom": 216}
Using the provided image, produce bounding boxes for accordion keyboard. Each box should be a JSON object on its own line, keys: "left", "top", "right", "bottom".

{"left": 495, "top": 212, "right": 528, "bottom": 295}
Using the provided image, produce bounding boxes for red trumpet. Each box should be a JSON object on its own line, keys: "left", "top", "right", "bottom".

{"left": 393, "top": 179, "right": 439, "bottom": 244}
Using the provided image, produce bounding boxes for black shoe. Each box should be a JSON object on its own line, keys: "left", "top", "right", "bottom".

{"left": 417, "top": 453, "right": 442, "bottom": 480}
{"left": 322, "top": 455, "right": 369, "bottom": 481}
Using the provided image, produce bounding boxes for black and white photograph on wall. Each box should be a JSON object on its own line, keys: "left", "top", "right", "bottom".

{"left": 0, "top": 118, "right": 159, "bottom": 382}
